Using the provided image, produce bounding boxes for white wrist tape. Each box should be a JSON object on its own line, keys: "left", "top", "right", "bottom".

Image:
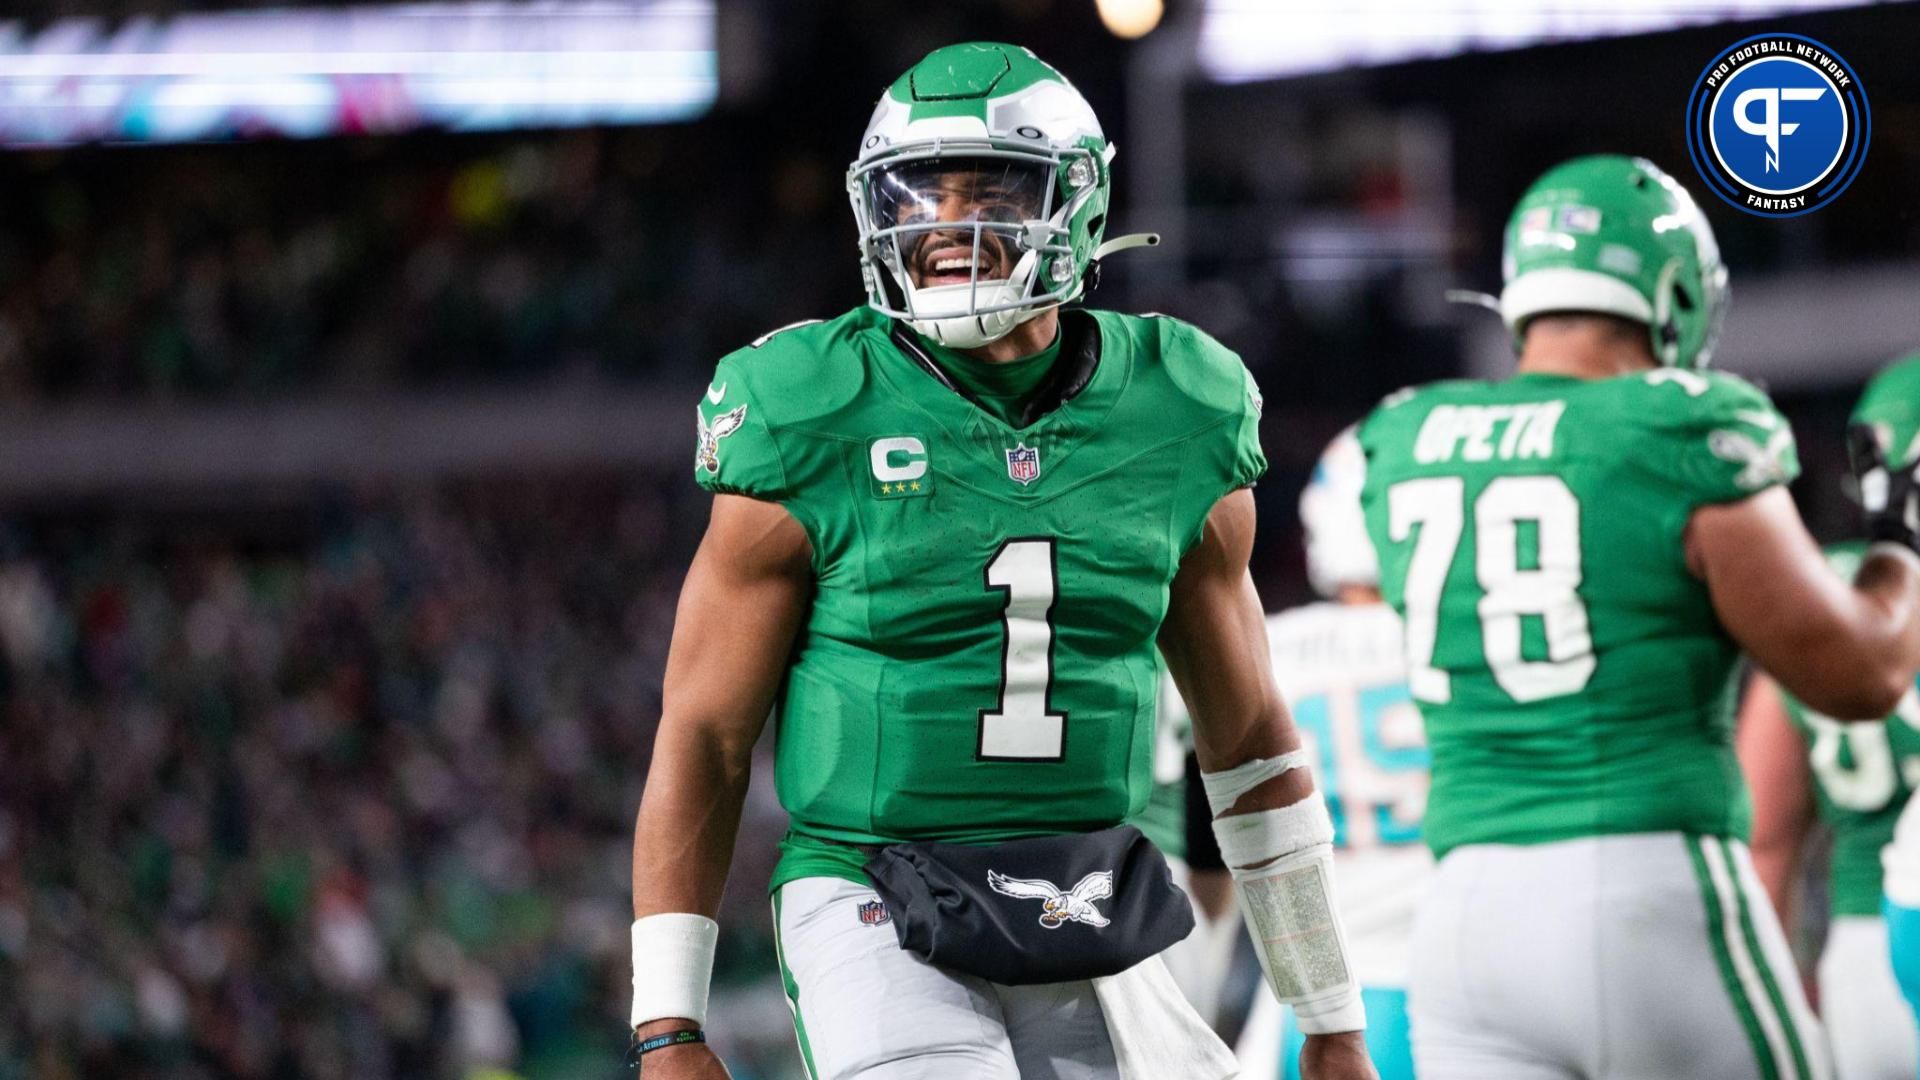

{"left": 1211, "top": 792, "right": 1366, "bottom": 1035}
{"left": 630, "top": 913, "right": 719, "bottom": 1029}
{"left": 1199, "top": 750, "right": 1312, "bottom": 818}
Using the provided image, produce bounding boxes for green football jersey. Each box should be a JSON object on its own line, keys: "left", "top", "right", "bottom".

{"left": 1132, "top": 655, "right": 1192, "bottom": 860}
{"left": 693, "top": 306, "right": 1264, "bottom": 890}
{"left": 1783, "top": 543, "right": 1920, "bottom": 917}
{"left": 1358, "top": 368, "right": 1799, "bottom": 857}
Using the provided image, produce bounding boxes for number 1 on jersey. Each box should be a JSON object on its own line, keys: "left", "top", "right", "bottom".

{"left": 981, "top": 539, "right": 1067, "bottom": 760}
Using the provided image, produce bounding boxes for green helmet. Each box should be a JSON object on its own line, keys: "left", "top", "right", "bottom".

{"left": 1499, "top": 155, "right": 1729, "bottom": 369}
{"left": 1852, "top": 353, "right": 1920, "bottom": 468}
{"left": 848, "top": 43, "right": 1129, "bottom": 348}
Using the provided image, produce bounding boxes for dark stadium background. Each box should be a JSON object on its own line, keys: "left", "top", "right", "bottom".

{"left": 0, "top": 1, "right": 1915, "bottom": 1077}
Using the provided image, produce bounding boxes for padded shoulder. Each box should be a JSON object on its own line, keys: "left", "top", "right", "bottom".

{"left": 715, "top": 308, "right": 881, "bottom": 430}
{"left": 1101, "top": 310, "right": 1266, "bottom": 492}
{"left": 1622, "top": 367, "right": 1799, "bottom": 506}
{"left": 1119, "top": 312, "right": 1259, "bottom": 418}
{"left": 1355, "top": 379, "right": 1480, "bottom": 453}
{"left": 692, "top": 308, "right": 884, "bottom": 499}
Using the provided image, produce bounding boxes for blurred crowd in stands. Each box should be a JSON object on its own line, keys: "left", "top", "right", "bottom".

{"left": 0, "top": 475, "right": 806, "bottom": 1080}
{"left": 0, "top": 129, "right": 851, "bottom": 402}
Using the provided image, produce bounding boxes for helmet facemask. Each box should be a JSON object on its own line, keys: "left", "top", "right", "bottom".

{"left": 851, "top": 142, "right": 1102, "bottom": 349}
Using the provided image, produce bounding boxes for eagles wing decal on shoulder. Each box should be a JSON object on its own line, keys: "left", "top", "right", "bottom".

{"left": 987, "top": 869, "right": 1114, "bottom": 929}
{"left": 696, "top": 404, "right": 748, "bottom": 475}
{"left": 1708, "top": 423, "right": 1793, "bottom": 491}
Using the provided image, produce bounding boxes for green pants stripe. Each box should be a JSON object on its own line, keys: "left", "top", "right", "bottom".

{"left": 771, "top": 891, "right": 820, "bottom": 1080}
{"left": 1686, "top": 835, "right": 1803, "bottom": 1080}
{"left": 1711, "top": 837, "right": 1815, "bottom": 1080}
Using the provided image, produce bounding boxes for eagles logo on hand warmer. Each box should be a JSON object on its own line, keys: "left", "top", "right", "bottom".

{"left": 987, "top": 870, "right": 1114, "bottom": 928}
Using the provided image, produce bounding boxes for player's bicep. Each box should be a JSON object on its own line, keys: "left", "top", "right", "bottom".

{"left": 1689, "top": 487, "right": 1887, "bottom": 715}
{"left": 1159, "top": 489, "right": 1293, "bottom": 774}
{"left": 659, "top": 493, "right": 813, "bottom": 753}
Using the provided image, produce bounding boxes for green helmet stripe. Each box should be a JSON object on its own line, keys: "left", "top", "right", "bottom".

{"left": 887, "top": 42, "right": 1066, "bottom": 104}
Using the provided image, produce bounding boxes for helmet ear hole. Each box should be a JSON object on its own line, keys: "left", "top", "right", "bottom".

{"left": 1673, "top": 285, "right": 1695, "bottom": 312}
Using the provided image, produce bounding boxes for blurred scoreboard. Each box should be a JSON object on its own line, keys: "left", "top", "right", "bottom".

{"left": 1200, "top": 0, "right": 1886, "bottom": 82}
{"left": 0, "top": 0, "right": 715, "bottom": 146}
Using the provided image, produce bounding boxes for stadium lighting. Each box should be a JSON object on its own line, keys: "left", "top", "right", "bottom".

{"left": 1096, "top": 0, "right": 1165, "bottom": 39}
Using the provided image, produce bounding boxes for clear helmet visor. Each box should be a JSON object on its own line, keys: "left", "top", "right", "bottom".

{"left": 865, "top": 157, "right": 1054, "bottom": 297}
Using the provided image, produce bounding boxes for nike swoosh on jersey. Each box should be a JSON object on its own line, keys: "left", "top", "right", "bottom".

{"left": 707, "top": 382, "right": 727, "bottom": 404}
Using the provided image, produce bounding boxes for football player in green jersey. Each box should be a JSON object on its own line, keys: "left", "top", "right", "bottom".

{"left": 628, "top": 43, "right": 1376, "bottom": 1080}
{"left": 1739, "top": 356, "right": 1920, "bottom": 1080}
{"left": 1358, "top": 155, "right": 1920, "bottom": 1080}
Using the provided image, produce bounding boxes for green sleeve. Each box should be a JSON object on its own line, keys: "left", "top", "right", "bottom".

{"left": 1650, "top": 369, "right": 1801, "bottom": 507}
{"left": 1230, "top": 362, "right": 1268, "bottom": 490}
{"left": 692, "top": 355, "right": 790, "bottom": 500}
{"left": 1164, "top": 318, "right": 1267, "bottom": 492}
{"left": 1154, "top": 316, "right": 1269, "bottom": 557}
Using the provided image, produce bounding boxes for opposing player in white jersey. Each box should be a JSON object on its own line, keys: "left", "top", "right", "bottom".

{"left": 1885, "top": 796, "right": 1920, "bottom": 1075}
{"left": 1167, "top": 427, "right": 1430, "bottom": 1079}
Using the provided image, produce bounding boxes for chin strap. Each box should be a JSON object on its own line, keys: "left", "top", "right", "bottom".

{"left": 1093, "top": 233, "right": 1160, "bottom": 261}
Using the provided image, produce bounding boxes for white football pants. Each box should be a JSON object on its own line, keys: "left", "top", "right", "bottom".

{"left": 1158, "top": 857, "right": 1242, "bottom": 1030}
{"left": 772, "top": 876, "right": 1233, "bottom": 1080}
{"left": 1820, "top": 916, "right": 1919, "bottom": 1080}
{"left": 1410, "top": 832, "right": 1831, "bottom": 1080}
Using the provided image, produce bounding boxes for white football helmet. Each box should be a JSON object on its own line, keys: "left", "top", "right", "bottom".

{"left": 1300, "top": 425, "right": 1379, "bottom": 599}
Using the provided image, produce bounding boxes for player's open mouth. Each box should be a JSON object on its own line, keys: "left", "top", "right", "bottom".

{"left": 918, "top": 243, "right": 1006, "bottom": 287}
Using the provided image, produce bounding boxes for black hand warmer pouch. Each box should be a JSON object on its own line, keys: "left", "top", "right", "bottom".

{"left": 862, "top": 825, "right": 1195, "bottom": 986}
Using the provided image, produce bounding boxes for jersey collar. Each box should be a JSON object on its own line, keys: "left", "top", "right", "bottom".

{"left": 888, "top": 309, "right": 1104, "bottom": 431}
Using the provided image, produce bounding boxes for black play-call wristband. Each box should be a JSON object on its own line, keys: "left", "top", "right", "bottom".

{"left": 627, "top": 1028, "right": 705, "bottom": 1069}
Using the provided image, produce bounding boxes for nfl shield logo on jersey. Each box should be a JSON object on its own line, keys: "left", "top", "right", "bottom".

{"left": 1005, "top": 443, "right": 1041, "bottom": 486}
{"left": 856, "top": 898, "right": 890, "bottom": 926}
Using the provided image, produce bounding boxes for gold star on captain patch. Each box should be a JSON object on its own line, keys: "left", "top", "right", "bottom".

{"left": 881, "top": 483, "right": 895, "bottom": 494}
{"left": 909, "top": 481, "right": 921, "bottom": 491}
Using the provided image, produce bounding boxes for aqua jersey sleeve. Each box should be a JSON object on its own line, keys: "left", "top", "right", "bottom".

{"left": 693, "top": 354, "right": 789, "bottom": 500}
{"left": 1643, "top": 368, "right": 1800, "bottom": 507}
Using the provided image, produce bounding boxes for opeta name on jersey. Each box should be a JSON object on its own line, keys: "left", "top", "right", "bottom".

{"left": 1413, "top": 401, "right": 1566, "bottom": 465}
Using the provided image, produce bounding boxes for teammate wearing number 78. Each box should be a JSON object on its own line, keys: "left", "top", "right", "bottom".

{"left": 629, "top": 43, "right": 1376, "bottom": 1080}
{"left": 1356, "top": 155, "right": 1920, "bottom": 1080}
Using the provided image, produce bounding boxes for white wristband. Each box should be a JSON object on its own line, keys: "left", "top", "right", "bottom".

{"left": 630, "top": 913, "right": 719, "bottom": 1029}
{"left": 1198, "top": 750, "right": 1312, "bottom": 818}
{"left": 1211, "top": 793, "right": 1366, "bottom": 1036}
